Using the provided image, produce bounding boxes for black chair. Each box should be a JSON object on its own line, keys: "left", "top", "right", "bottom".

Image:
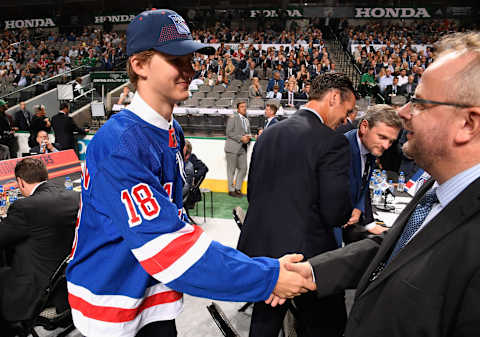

{"left": 207, "top": 302, "right": 241, "bottom": 337}
{"left": 11, "top": 255, "right": 75, "bottom": 337}
{"left": 183, "top": 173, "right": 207, "bottom": 225}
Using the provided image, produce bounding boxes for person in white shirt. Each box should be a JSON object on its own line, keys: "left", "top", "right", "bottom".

{"left": 266, "top": 85, "right": 282, "bottom": 99}
{"left": 397, "top": 68, "right": 409, "bottom": 86}
{"left": 118, "top": 86, "right": 134, "bottom": 105}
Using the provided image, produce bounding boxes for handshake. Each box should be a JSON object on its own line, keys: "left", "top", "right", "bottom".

{"left": 268, "top": 254, "right": 315, "bottom": 307}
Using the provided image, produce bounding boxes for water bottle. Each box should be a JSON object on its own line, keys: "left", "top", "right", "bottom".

{"left": 397, "top": 171, "right": 405, "bottom": 192}
{"left": 40, "top": 141, "right": 46, "bottom": 153}
{"left": 9, "top": 187, "right": 16, "bottom": 204}
{"left": 64, "top": 176, "right": 73, "bottom": 191}
{"left": 372, "top": 181, "right": 382, "bottom": 205}
{"left": 381, "top": 170, "right": 388, "bottom": 182}
{"left": 369, "top": 176, "right": 375, "bottom": 190}
{"left": 0, "top": 186, "right": 5, "bottom": 216}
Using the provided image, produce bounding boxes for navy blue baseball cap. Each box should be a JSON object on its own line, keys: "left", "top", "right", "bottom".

{"left": 127, "top": 9, "right": 215, "bottom": 57}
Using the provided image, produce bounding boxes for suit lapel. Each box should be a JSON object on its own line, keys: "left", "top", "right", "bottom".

{"left": 355, "top": 179, "right": 434, "bottom": 297}
{"left": 357, "top": 177, "right": 480, "bottom": 299}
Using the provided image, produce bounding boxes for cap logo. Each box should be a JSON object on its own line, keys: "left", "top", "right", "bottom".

{"left": 168, "top": 14, "right": 190, "bottom": 35}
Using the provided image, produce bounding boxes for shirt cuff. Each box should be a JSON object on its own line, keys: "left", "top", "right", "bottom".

{"left": 364, "top": 221, "right": 377, "bottom": 231}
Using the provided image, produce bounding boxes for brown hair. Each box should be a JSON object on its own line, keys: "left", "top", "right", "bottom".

{"left": 126, "top": 50, "right": 156, "bottom": 89}
{"left": 15, "top": 158, "right": 48, "bottom": 183}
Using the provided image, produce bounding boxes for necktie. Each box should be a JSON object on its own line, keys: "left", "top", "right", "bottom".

{"left": 387, "top": 188, "right": 438, "bottom": 263}
{"left": 24, "top": 111, "right": 30, "bottom": 127}
{"left": 361, "top": 154, "right": 373, "bottom": 189}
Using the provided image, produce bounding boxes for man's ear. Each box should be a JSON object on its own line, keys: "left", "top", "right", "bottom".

{"left": 130, "top": 56, "right": 149, "bottom": 80}
{"left": 454, "top": 107, "right": 480, "bottom": 145}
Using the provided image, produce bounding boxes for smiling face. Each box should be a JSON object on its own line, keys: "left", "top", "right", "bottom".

{"left": 397, "top": 52, "right": 466, "bottom": 171}
{"left": 135, "top": 52, "right": 194, "bottom": 104}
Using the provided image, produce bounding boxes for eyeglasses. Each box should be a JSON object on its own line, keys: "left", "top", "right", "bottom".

{"left": 408, "top": 97, "right": 474, "bottom": 115}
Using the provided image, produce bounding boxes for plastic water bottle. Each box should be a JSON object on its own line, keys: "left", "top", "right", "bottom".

{"left": 64, "top": 176, "right": 73, "bottom": 191}
{"left": 9, "top": 187, "right": 16, "bottom": 204}
{"left": 397, "top": 171, "right": 405, "bottom": 192}
{"left": 381, "top": 170, "right": 388, "bottom": 182}
{"left": 369, "top": 176, "right": 375, "bottom": 190}
{"left": 372, "top": 181, "right": 382, "bottom": 205}
{"left": 0, "top": 186, "right": 6, "bottom": 216}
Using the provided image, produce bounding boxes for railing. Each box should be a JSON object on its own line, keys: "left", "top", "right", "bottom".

{"left": 328, "top": 27, "right": 387, "bottom": 103}
{"left": 0, "top": 65, "right": 90, "bottom": 105}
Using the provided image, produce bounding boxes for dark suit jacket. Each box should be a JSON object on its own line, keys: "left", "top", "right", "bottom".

{"left": 51, "top": 112, "right": 86, "bottom": 150}
{"left": 264, "top": 117, "right": 278, "bottom": 129}
{"left": 0, "top": 181, "right": 79, "bottom": 320}
{"left": 335, "top": 118, "right": 355, "bottom": 134}
{"left": 400, "top": 82, "right": 417, "bottom": 97}
{"left": 237, "top": 109, "right": 352, "bottom": 259}
{"left": 344, "top": 129, "right": 375, "bottom": 213}
{"left": 14, "top": 109, "right": 32, "bottom": 131}
{"left": 266, "top": 78, "right": 285, "bottom": 93}
{"left": 384, "top": 84, "right": 405, "bottom": 97}
{"left": 29, "top": 115, "right": 51, "bottom": 147}
{"left": 310, "top": 178, "right": 480, "bottom": 336}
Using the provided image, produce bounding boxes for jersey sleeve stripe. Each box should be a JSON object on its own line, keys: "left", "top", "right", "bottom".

{"left": 131, "top": 223, "right": 197, "bottom": 261}
{"left": 68, "top": 290, "right": 182, "bottom": 323}
{"left": 151, "top": 232, "right": 212, "bottom": 284}
{"left": 137, "top": 224, "right": 204, "bottom": 275}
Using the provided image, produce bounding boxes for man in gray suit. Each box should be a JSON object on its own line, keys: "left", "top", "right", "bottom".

{"left": 225, "top": 101, "right": 251, "bottom": 197}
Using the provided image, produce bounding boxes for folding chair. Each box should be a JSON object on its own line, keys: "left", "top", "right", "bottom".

{"left": 12, "top": 255, "right": 75, "bottom": 337}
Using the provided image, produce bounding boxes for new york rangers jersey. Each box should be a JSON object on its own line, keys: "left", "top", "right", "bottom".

{"left": 66, "top": 93, "right": 279, "bottom": 337}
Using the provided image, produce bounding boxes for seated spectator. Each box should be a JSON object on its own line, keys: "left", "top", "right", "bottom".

{"left": 29, "top": 130, "right": 60, "bottom": 154}
{"left": 359, "top": 67, "right": 378, "bottom": 97}
{"left": 0, "top": 158, "right": 79, "bottom": 326}
{"left": 296, "top": 64, "right": 310, "bottom": 90}
{"left": 15, "top": 70, "right": 29, "bottom": 88}
{"left": 245, "top": 60, "right": 259, "bottom": 81}
{"left": 118, "top": 86, "right": 134, "bottom": 105}
{"left": 297, "top": 82, "right": 311, "bottom": 100}
{"left": 248, "top": 77, "right": 264, "bottom": 98}
{"left": 401, "top": 75, "right": 417, "bottom": 98}
{"left": 28, "top": 104, "right": 51, "bottom": 148}
{"left": 282, "top": 81, "right": 298, "bottom": 108}
{"left": 204, "top": 71, "right": 215, "bottom": 87}
{"left": 384, "top": 76, "right": 406, "bottom": 104}
{"left": 378, "top": 68, "right": 393, "bottom": 94}
{"left": 266, "top": 71, "right": 285, "bottom": 93}
{"left": 397, "top": 68, "right": 409, "bottom": 86}
{"left": 266, "top": 84, "right": 282, "bottom": 99}
{"left": 183, "top": 140, "right": 209, "bottom": 210}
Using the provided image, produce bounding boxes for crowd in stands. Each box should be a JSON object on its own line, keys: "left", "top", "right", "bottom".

{"left": 337, "top": 20, "right": 478, "bottom": 101}
{"left": 0, "top": 28, "right": 126, "bottom": 96}
{"left": 188, "top": 22, "right": 336, "bottom": 108}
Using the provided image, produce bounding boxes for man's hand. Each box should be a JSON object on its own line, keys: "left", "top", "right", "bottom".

{"left": 241, "top": 135, "right": 250, "bottom": 144}
{"left": 272, "top": 254, "right": 316, "bottom": 299}
{"left": 266, "top": 258, "right": 316, "bottom": 307}
{"left": 344, "top": 208, "right": 362, "bottom": 227}
{"left": 367, "top": 224, "right": 388, "bottom": 235}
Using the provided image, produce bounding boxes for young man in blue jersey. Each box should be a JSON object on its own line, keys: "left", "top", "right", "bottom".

{"left": 66, "top": 9, "right": 315, "bottom": 337}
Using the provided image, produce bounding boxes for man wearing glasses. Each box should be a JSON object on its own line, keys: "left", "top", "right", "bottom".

{"left": 274, "top": 32, "right": 480, "bottom": 336}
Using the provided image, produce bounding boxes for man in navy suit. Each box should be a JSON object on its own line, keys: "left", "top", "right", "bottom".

{"left": 257, "top": 103, "right": 279, "bottom": 136}
{"left": 342, "top": 104, "right": 402, "bottom": 243}
{"left": 266, "top": 71, "right": 285, "bottom": 93}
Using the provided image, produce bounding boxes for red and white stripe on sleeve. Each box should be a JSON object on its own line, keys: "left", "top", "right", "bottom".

{"left": 131, "top": 223, "right": 212, "bottom": 284}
